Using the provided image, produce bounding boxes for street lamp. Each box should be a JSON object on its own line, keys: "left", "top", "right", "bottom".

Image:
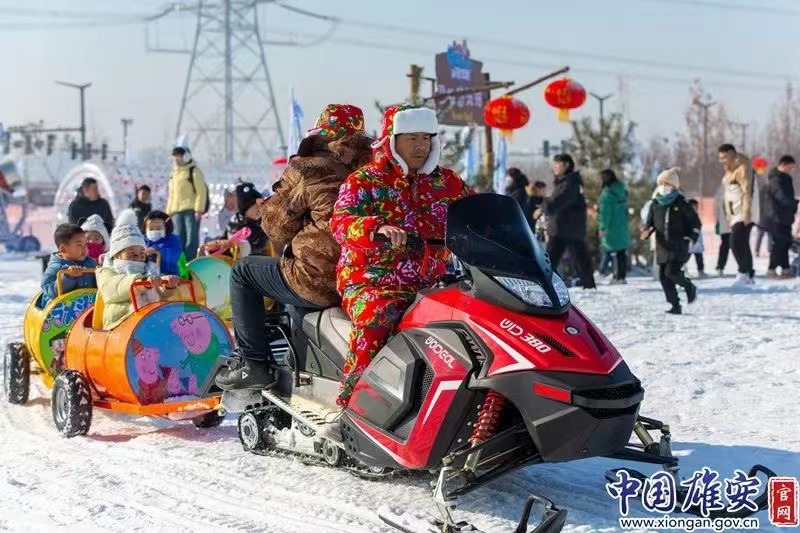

{"left": 55, "top": 81, "right": 91, "bottom": 160}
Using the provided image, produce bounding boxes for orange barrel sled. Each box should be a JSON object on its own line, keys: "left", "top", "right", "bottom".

{"left": 53, "top": 279, "right": 233, "bottom": 437}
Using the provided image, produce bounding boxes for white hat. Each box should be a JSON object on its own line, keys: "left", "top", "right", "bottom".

{"left": 80, "top": 214, "right": 110, "bottom": 251}
{"left": 657, "top": 167, "right": 681, "bottom": 189}
{"left": 108, "top": 209, "right": 145, "bottom": 259}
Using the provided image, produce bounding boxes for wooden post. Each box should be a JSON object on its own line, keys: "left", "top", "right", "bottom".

{"left": 408, "top": 64, "right": 423, "bottom": 105}
{"left": 483, "top": 72, "right": 494, "bottom": 182}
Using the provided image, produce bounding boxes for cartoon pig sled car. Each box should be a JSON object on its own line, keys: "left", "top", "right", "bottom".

{"left": 4, "top": 270, "right": 232, "bottom": 437}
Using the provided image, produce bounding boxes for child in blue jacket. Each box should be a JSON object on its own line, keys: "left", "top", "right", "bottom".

{"left": 41, "top": 224, "right": 97, "bottom": 307}
{"left": 144, "top": 211, "right": 188, "bottom": 278}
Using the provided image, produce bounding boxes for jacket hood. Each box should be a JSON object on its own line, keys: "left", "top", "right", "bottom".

{"left": 372, "top": 105, "right": 441, "bottom": 176}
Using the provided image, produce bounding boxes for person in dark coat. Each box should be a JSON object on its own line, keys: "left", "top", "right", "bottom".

{"left": 764, "top": 155, "right": 799, "bottom": 278}
{"left": 643, "top": 168, "right": 701, "bottom": 314}
{"left": 67, "top": 177, "right": 114, "bottom": 233}
{"left": 129, "top": 185, "right": 152, "bottom": 232}
{"left": 504, "top": 168, "right": 530, "bottom": 216}
{"left": 535, "top": 154, "right": 596, "bottom": 289}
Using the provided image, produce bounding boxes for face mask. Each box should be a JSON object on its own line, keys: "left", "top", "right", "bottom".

{"left": 86, "top": 242, "right": 104, "bottom": 261}
{"left": 657, "top": 185, "right": 675, "bottom": 196}
{"left": 146, "top": 230, "right": 166, "bottom": 242}
{"left": 114, "top": 259, "right": 146, "bottom": 275}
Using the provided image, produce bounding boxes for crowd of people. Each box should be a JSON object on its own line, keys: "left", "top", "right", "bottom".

{"left": 502, "top": 143, "right": 799, "bottom": 313}
{"left": 44, "top": 104, "right": 799, "bottom": 406}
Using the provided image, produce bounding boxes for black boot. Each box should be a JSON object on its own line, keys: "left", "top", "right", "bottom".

{"left": 665, "top": 304, "right": 682, "bottom": 315}
{"left": 686, "top": 283, "right": 697, "bottom": 304}
{"left": 215, "top": 358, "right": 277, "bottom": 391}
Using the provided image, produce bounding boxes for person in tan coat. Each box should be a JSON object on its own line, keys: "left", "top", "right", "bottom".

{"left": 718, "top": 144, "right": 755, "bottom": 284}
{"left": 216, "top": 104, "right": 373, "bottom": 391}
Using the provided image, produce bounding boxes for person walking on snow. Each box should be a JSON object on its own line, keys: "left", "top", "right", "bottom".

{"left": 330, "top": 105, "right": 470, "bottom": 407}
{"left": 764, "top": 155, "right": 799, "bottom": 279}
{"left": 642, "top": 168, "right": 701, "bottom": 315}
{"left": 167, "top": 146, "right": 208, "bottom": 262}
{"left": 718, "top": 144, "right": 756, "bottom": 285}
{"left": 713, "top": 184, "right": 731, "bottom": 276}
{"left": 67, "top": 177, "right": 114, "bottom": 234}
{"left": 598, "top": 169, "right": 631, "bottom": 284}
{"left": 534, "top": 154, "right": 597, "bottom": 289}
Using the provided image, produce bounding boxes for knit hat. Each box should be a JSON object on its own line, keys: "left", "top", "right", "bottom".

{"left": 372, "top": 105, "right": 441, "bottom": 175}
{"left": 108, "top": 209, "right": 146, "bottom": 259}
{"left": 235, "top": 182, "right": 262, "bottom": 214}
{"left": 306, "top": 104, "right": 365, "bottom": 139}
{"left": 657, "top": 167, "right": 681, "bottom": 189}
{"left": 81, "top": 214, "right": 110, "bottom": 250}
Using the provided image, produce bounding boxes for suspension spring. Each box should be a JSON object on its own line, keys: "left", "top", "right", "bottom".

{"left": 470, "top": 391, "right": 507, "bottom": 444}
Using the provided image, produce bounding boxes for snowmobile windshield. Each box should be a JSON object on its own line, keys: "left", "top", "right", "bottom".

{"left": 446, "top": 194, "right": 570, "bottom": 314}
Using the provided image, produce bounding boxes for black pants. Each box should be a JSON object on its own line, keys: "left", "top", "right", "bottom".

{"left": 768, "top": 224, "right": 793, "bottom": 270}
{"left": 716, "top": 233, "right": 730, "bottom": 271}
{"left": 230, "top": 256, "right": 322, "bottom": 362}
{"left": 611, "top": 250, "right": 626, "bottom": 281}
{"left": 548, "top": 236, "right": 596, "bottom": 288}
{"left": 659, "top": 261, "right": 694, "bottom": 306}
{"left": 693, "top": 253, "right": 705, "bottom": 273}
{"left": 730, "top": 222, "right": 754, "bottom": 277}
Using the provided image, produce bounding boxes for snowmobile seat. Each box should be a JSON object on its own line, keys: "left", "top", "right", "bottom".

{"left": 306, "top": 307, "right": 352, "bottom": 371}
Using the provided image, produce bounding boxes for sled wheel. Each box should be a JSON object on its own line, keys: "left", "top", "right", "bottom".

{"left": 52, "top": 370, "right": 93, "bottom": 438}
{"left": 193, "top": 409, "right": 226, "bottom": 429}
{"left": 238, "top": 411, "right": 266, "bottom": 452}
{"left": 4, "top": 343, "right": 30, "bottom": 404}
{"left": 368, "top": 465, "right": 390, "bottom": 476}
{"left": 322, "top": 439, "right": 342, "bottom": 467}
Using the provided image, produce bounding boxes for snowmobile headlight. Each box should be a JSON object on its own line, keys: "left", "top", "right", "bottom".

{"left": 495, "top": 275, "right": 570, "bottom": 308}
{"left": 551, "top": 273, "right": 570, "bottom": 306}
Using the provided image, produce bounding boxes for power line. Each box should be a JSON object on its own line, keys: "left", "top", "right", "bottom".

{"left": 639, "top": 0, "right": 800, "bottom": 15}
{"left": 0, "top": 6, "right": 150, "bottom": 19}
{"left": 333, "top": 16, "right": 791, "bottom": 81}
{"left": 259, "top": 27, "right": 788, "bottom": 92}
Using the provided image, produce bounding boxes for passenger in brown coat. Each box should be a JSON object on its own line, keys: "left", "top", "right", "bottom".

{"left": 216, "top": 103, "right": 372, "bottom": 391}
{"left": 262, "top": 132, "right": 373, "bottom": 306}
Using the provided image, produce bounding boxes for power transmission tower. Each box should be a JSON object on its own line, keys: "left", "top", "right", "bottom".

{"left": 153, "top": 1, "right": 286, "bottom": 164}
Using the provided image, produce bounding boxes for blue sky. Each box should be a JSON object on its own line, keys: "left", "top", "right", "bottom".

{"left": 2, "top": 0, "right": 798, "bottom": 160}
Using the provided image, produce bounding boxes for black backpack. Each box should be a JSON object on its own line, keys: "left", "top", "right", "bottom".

{"left": 186, "top": 166, "right": 210, "bottom": 214}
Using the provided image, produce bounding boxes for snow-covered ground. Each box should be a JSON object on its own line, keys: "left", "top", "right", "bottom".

{"left": 1, "top": 256, "right": 798, "bottom": 532}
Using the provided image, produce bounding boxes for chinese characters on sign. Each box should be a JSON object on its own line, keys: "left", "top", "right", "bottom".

{"left": 435, "top": 40, "right": 485, "bottom": 126}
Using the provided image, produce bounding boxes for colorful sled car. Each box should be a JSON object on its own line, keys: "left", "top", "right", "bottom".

{"left": 188, "top": 242, "right": 278, "bottom": 326}
{"left": 4, "top": 268, "right": 97, "bottom": 404}
{"left": 50, "top": 279, "right": 232, "bottom": 437}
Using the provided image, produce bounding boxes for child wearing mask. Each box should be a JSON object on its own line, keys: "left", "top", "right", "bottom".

{"left": 96, "top": 210, "right": 180, "bottom": 329}
{"left": 642, "top": 168, "right": 701, "bottom": 314}
{"left": 41, "top": 224, "right": 97, "bottom": 307}
{"left": 81, "top": 214, "right": 110, "bottom": 263}
{"left": 144, "top": 210, "right": 188, "bottom": 278}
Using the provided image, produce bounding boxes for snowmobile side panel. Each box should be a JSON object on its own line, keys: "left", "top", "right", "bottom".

{"left": 471, "top": 363, "right": 642, "bottom": 462}
{"left": 344, "top": 328, "right": 476, "bottom": 470}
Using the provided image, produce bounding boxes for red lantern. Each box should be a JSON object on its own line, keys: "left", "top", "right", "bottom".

{"left": 483, "top": 96, "right": 530, "bottom": 138}
{"left": 544, "top": 78, "right": 587, "bottom": 122}
{"left": 752, "top": 156, "right": 768, "bottom": 175}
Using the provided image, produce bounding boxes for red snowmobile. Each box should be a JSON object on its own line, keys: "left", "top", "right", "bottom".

{"left": 234, "top": 194, "right": 775, "bottom": 533}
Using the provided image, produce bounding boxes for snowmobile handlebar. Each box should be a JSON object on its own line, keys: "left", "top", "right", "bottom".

{"left": 373, "top": 232, "right": 446, "bottom": 249}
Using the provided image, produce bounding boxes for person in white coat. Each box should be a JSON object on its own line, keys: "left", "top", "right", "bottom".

{"left": 687, "top": 198, "right": 706, "bottom": 278}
